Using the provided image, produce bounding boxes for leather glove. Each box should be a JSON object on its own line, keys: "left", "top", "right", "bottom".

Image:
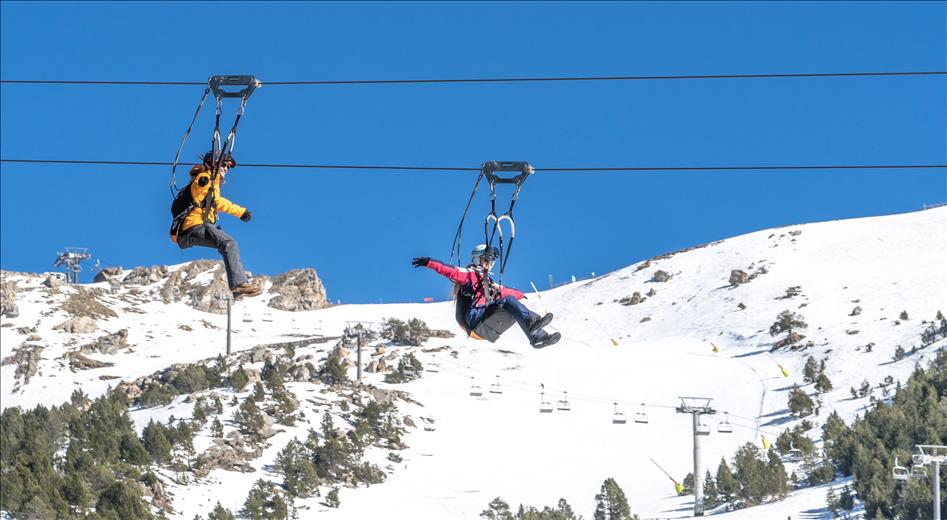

{"left": 240, "top": 210, "right": 252, "bottom": 222}
{"left": 412, "top": 257, "right": 430, "bottom": 268}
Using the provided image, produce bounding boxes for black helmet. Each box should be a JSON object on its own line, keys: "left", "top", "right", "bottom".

{"left": 202, "top": 151, "right": 236, "bottom": 168}
{"left": 471, "top": 244, "right": 500, "bottom": 262}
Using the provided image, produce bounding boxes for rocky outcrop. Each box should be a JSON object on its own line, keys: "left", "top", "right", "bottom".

{"left": 93, "top": 266, "right": 123, "bottom": 283}
{"left": 729, "top": 269, "right": 750, "bottom": 286}
{"left": 1, "top": 278, "right": 19, "bottom": 318}
{"left": 2, "top": 344, "right": 43, "bottom": 387}
{"left": 267, "top": 268, "right": 328, "bottom": 312}
{"left": 193, "top": 431, "right": 262, "bottom": 478}
{"left": 80, "top": 329, "right": 129, "bottom": 355}
{"left": 68, "top": 351, "right": 115, "bottom": 371}
{"left": 652, "top": 270, "right": 671, "bottom": 283}
{"left": 122, "top": 265, "right": 169, "bottom": 286}
{"left": 43, "top": 275, "right": 63, "bottom": 290}
{"left": 619, "top": 292, "right": 644, "bottom": 306}
{"left": 55, "top": 316, "right": 98, "bottom": 334}
{"left": 850, "top": 306, "right": 863, "bottom": 316}
{"left": 59, "top": 288, "right": 117, "bottom": 320}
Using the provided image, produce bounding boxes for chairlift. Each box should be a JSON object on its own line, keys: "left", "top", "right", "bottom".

{"left": 912, "top": 452, "right": 924, "bottom": 467}
{"left": 788, "top": 440, "right": 803, "bottom": 462}
{"left": 557, "top": 391, "right": 571, "bottom": 411}
{"left": 911, "top": 464, "right": 928, "bottom": 479}
{"left": 717, "top": 412, "right": 733, "bottom": 433}
{"left": 892, "top": 456, "right": 910, "bottom": 481}
{"left": 489, "top": 375, "right": 503, "bottom": 394}
{"left": 539, "top": 387, "right": 553, "bottom": 413}
{"left": 634, "top": 403, "right": 648, "bottom": 424}
{"left": 611, "top": 403, "right": 627, "bottom": 424}
{"left": 696, "top": 420, "right": 711, "bottom": 436}
{"left": 469, "top": 377, "right": 483, "bottom": 397}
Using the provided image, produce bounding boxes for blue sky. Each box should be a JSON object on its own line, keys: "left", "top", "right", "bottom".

{"left": 1, "top": 1, "right": 945, "bottom": 304}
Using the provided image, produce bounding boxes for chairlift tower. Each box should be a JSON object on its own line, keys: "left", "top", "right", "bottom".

{"left": 345, "top": 321, "right": 376, "bottom": 383}
{"left": 53, "top": 247, "right": 92, "bottom": 284}
{"left": 676, "top": 397, "right": 717, "bottom": 517}
{"left": 895, "top": 445, "right": 946, "bottom": 520}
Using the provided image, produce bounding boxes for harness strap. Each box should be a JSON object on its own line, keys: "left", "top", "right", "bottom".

{"left": 170, "top": 88, "right": 211, "bottom": 197}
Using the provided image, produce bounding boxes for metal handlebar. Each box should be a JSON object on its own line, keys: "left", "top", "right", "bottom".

{"left": 209, "top": 75, "right": 262, "bottom": 99}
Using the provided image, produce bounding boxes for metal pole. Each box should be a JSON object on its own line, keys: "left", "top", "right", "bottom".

{"left": 226, "top": 298, "right": 232, "bottom": 356}
{"left": 934, "top": 460, "right": 941, "bottom": 520}
{"left": 356, "top": 332, "right": 362, "bottom": 383}
{"left": 693, "top": 413, "right": 704, "bottom": 516}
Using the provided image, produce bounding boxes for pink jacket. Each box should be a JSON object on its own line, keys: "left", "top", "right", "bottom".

{"left": 425, "top": 259, "right": 525, "bottom": 307}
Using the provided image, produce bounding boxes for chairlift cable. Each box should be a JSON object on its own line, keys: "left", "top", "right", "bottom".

{"left": 2, "top": 70, "right": 944, "bottom": 87}
{"left": 2, "top": 159, "right": 944, "bottom": 172}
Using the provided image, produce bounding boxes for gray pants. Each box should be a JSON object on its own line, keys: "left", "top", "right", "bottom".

{"left": 177, "top": 224, "right": 248, "bottom": 290}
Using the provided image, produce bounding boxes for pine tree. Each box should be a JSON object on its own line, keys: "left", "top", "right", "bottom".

{"left": 803, "top": 356, "right": 819, "bottom": 384}
{"left": 480, "top": 497, "right": 513, "bottom": 519}
{"left": 253, "top": 381, "right": 266, "bottom": 402}
{"left": 319, "top": 345, "right": 349, "bottom": 385}
{"left": 234, "top": 396, "right": 266, "bottom": 439}
{"left": 208, "top": 502, "right": 236, "bottom": 520}
{"left": 95, "top": 480, "right": 154, "bottom": 520}
{"left": 702, "top": 470, "right": 718, "bottom": 509}
{"left": 715, "top": 457, "right": 737, "bottom": 504}
{"left": 787, "top": 385, "right": 815, "bottom": 417}
{"left": 826, "top": 486, "right": 841, "bottom": 518}
{"left": 325, "top": 488, "right": 340, "bottom": 509}
{"left": 593, "top": 478, "right": 633, "bottom": 520}
{"left": 681, "top": 472, "right": 694, "bottom": 494}
{"left": 142, "top": 419, "right": 173, "bottom": 464}
{"left": 275, "top": 439, "right": 320, "bottom": 498}
{"left": 211, "top": 417, "right": 224, "bottom": 438}
{"left": 241, "top": 479, "right": 289, "bottom": 520}
{"left": 815, "top": 373, "right": 834, "bottom": 393}
{"left": 231, "top": 365, "right": 249, "bottom": 392}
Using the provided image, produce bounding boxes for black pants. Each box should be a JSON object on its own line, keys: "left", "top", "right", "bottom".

{"left": 177, "top": 224, "right": 248, "bottom": 290}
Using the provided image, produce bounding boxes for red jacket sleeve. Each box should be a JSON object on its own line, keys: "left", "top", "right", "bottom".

{"left": 499, "top": 285, "right": 525, "bottom": 300}
{"left": 425, "top": 259, "right": 474, "bottom": 285}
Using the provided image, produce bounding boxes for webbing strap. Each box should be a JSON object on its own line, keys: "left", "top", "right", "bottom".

{"left": 169, "top": 88, "right": 210, "bottom": 197}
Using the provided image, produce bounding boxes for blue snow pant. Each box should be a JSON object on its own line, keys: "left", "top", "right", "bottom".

{"left": 466, "top": 296, "right": 540, "bottom": 339}
{"left": 177, "top": 224, "right": 248, "bottom": 290}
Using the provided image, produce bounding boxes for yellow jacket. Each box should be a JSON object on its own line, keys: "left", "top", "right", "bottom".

{"left": 181, "top": 165, "right": 247, "bottom": 232}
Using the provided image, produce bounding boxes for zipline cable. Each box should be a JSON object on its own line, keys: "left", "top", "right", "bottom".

{"left": 1, "top": 159, "right": 944, "bottom": 172}
{"left": 1, "top": 70, "right": 944, "bottom": 87}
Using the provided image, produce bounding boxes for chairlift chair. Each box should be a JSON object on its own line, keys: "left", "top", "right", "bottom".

{"left": 611, "top": 403, "right": 627, "bottom": 424}
{"left": 539, "top": 392, "right": 554, "bottom": 413}
{"left": 788, "top": 440, "right": 803, "bottom": 462}
{"left": 696, "top": 420, "right": 711, "bottom": 436}
{"left": 489, "top": 375, "right": 503, "bottom": 394}
{"left": 634, "top": 403, "right": 648, "bottom": 424}
{"left": 557, "top": 391, "right": 571, "bottom": 411}
{"left": 469, "top": 377, "right": 483, "bottom": 397}
{"left": 717, "top": 412, "right": 733, "bottom": 433}
{"left": 892, "top": 457, "right": 910, "bottom": 481}
{"left": 911, "top": 464, "right": 928, "bottom": 479}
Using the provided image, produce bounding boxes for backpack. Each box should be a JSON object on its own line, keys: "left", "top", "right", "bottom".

{"left": 169, "top": 182, "right": 195, "bottom": 242}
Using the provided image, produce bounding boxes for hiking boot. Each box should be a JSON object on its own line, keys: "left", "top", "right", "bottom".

{"left": 529, "top": 313, "right": 554, "bottom": 335}
{"left": 232, "top": 282, "right": 262, "bottom": 300}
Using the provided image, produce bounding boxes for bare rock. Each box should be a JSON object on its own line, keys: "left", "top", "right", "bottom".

{"left": 122, "top": 265, "right": 169, "bottom": 286}
{"left": 68, "top": 351, "right": 115, "bottom": 371}
{"left": 365, "top": 360, "right": 381, "bottom": 373}
{"left": 178, "top": 324, "right": 193, "bottom": 332}
{"left": 93, "top": 267, "right": 123, "bottom": 283}
{"left": 186, "top": 266, "right": 231, "bottom": 314}
{"left": 59, "top": 288, "right": 117, "bottom": 320}
{"left": 26, "top": 334, "right": 42, "bottom": 342}
{"left": 2, "top": 344, "right": 43, "bottom": 386}
{"left": 293, "top": 364, "right": 311, "bottom": 382}
{"left": 55, "top": 316, "right": 98, "bottom": 334}
{"left": 43, "top": 275, "right": 63, "bottom": 289}
{"left": 651, "top": 270, "right": 672, "bottom": 283}
{"left": 375, "top": 345, "right": 387, "bottom": 356}
{"left": 159, "top": 260, "right": 221, "bottom": 306}
{"left": 619, "top": 292, "right": 644, "bottom": 306}
{"left": 267, "top": 268, "right": 328, "bottom": 312}
{"left": 193, "top": 433, "right": 259, "bottom": 478}
{"left": 403, "top": 416, "right": 416, "bottom": 428}
{"left": 640, "top": 317, "right": 652, "bottom": 323}
{"left": 430, "top": 329, "right": 455, "bottom": 339}
{"left": 774, "top": 331, "right": 806, "bottom": 349}
{"left": 850, "top": 306, "right": 863, "bottom": 316}
{"left": 1, "top": 278, "right": 20, "bottom": 318}
{"left": 729, "top": 269, "right": 750, "bottom": 286}
{"left": 646, "top": 288, "right": 657, "bottom": 297}
{"left": 245, "top": 368, "right": 262, "bottom": 386}
{"left": 634, "top": 259, "right": 652, "bottom": 272}
{"left": 80, "top": 329, "right": 129, "bottom": 355}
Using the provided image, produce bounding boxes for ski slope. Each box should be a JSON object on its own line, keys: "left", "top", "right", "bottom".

{"left": 1, "top": 207, "right": 944, "bottom": 519}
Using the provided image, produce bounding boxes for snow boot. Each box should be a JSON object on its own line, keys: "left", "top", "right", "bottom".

{"left": 529, "top": 312, "right": 554, "bottom": 335}
{"left": 530, "top": 331, "right": 561, "bottom": 349}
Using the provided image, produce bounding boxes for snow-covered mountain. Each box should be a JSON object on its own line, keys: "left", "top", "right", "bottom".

{"left": 1, "top": 207, "right": 944, "bottom": 519}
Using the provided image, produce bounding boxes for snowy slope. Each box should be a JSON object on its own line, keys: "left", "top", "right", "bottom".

{"left": 1, "top": 207, "right": 944, "bottom": 519}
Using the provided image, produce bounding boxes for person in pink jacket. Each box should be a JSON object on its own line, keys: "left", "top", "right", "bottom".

{"left": 412, "top": 244, "right": 559, "bottom": 348}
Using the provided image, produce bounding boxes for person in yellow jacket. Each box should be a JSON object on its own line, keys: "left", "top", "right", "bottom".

{"left": 176, "top": 152, "right": 261, "bottom": 299}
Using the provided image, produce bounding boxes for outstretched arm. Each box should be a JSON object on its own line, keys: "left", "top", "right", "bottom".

{"left": 413, "top": 258, "right": 473, "bottom": 285}
{"left": 498, "top": 285, "right": 525, "bottom": 300}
